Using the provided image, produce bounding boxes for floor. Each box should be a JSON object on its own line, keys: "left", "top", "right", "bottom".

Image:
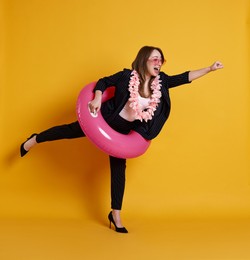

{"left": 0, "top": 216, "right": 249, "bottom": 260}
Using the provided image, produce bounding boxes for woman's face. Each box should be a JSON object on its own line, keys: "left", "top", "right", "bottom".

{"left": 146, "top": 49, "right": 164, "bottom": 79}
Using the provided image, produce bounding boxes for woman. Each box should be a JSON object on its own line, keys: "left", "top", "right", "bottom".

{"left": 20, "top": 46, "right": 223, "bottom": 233}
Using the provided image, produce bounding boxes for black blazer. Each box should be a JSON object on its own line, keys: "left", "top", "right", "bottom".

{"left": 94, "top": 69, "right": 191, "bottom": 140}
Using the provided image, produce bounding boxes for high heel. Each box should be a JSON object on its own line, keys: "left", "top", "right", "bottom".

{"left": 20, "top": 133, "right": 37, "bottom": 157}
{"left": 108, "top": 211, "right": 128, "bottom": 233}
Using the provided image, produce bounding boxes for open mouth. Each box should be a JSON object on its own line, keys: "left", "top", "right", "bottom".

{"left": 154, "top": 67, "right": 160, "bottom": 73}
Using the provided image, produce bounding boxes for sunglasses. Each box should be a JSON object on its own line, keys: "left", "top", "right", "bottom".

{"left": 148, "top": 57, "right": 165, "bottom": 65}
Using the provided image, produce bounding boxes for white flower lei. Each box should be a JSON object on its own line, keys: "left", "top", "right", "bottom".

{"left": 128, "top": 70, "right": 162, "bottom": 122}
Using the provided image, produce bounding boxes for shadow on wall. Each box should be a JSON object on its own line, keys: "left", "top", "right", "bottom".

{"left": 4, "top": 105, "right": 111, "bottom": 224}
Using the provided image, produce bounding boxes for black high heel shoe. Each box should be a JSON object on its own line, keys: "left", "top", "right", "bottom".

{"left": 20, "top": 133, "right": 37, "bottom": 157}
{"left": 108, "top": 211, "right": 128, "bottom": 233}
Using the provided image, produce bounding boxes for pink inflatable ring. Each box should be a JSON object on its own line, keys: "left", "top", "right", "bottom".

{"left": 76, "top": 82, "right": 151, "bottom": 158}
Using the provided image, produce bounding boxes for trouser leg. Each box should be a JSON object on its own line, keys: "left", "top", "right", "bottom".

{"left": 107, "top": 115, "right": 135, "bottom": 211}
{"left": 35, "top": 119, "right": 128, "bottom": 211}
{"left": 36, "top": 121, "right": 85, "bottom": 143}
{"left": 109, "top": 156, "right": 126, "bottom": 210}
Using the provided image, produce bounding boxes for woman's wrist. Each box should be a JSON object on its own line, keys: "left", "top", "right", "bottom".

{"left": 209, "top": 66, "right": 214, "bottom": 72}
{"left": 94, "top": 90, "right": 102, "bottom": 100}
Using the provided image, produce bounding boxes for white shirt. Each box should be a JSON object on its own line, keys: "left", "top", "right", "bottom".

{"left": 119, "top": 95, "right": 150, "bottom": 122}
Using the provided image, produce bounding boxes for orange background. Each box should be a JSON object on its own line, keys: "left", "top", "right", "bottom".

{"left": 0, "top": 0, "right": 249, "bottom": 259}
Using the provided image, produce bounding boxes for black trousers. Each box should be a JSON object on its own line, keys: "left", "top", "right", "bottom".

{"left": 36, "top": 116, "right": 135, "bottom": 210}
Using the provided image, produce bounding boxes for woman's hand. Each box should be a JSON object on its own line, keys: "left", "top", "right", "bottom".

{"left": 189, "top": 61, "right": 224, "bottom": 81}
{"left": 210, "top": 61, "right": 224, "bottom": 71}
{"left": 88, "top": 90, "right": 102, "bottom": 115}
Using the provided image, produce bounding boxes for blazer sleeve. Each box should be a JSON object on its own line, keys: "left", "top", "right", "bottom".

{"left": 94, "top": 69, "right": 129, "bottom": 93}
{"left": 167, "top": 71, "right": 191, "bottom": 88}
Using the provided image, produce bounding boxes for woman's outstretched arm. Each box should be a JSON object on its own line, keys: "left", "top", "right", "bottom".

{"left": 188, "top": 61, "right": 224, "bottom": 82}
